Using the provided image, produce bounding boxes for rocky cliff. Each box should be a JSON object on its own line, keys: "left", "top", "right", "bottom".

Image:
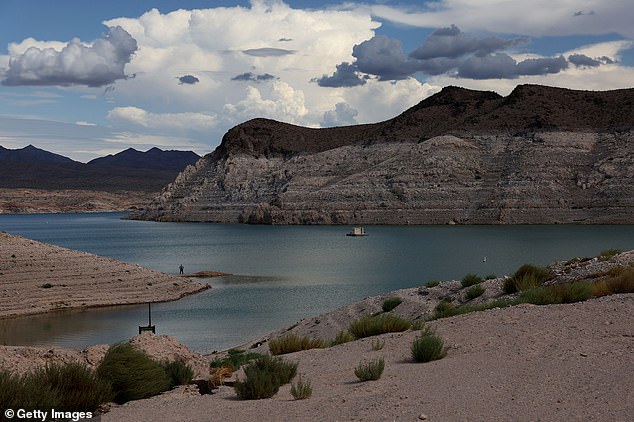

{"left": 130, "top": 84, "right": 634, "bottom": 224}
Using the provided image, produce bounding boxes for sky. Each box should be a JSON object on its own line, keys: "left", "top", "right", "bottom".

{"left": 0, "top": 0, "right": 632, "bottom": 162}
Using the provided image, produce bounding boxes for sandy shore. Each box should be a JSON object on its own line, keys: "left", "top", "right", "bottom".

{"left": 100, "top": 294, "right": 634, "bottom": 422}
{"left": 0, "top": 232, "right": 209, "bottom": 318}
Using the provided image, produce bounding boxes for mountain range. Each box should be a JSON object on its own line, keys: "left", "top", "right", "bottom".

{"left": 130, "top": 84, "right": 634, "bottom": 224}
{"left": 0, "top": 146, "right": 200, "bottom": 192}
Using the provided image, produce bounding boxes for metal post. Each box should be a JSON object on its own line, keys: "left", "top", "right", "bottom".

{"left": 148, "top": 302, "right": 152, "bottom": 326}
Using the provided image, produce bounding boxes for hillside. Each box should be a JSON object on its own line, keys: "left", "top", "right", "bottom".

{"left": 130, "top": 84, "right": 634, "bottom": 224}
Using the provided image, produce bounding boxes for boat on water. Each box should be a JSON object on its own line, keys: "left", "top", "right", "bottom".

{"left": 346, "top": 226, "right": 367, "bottom": 237}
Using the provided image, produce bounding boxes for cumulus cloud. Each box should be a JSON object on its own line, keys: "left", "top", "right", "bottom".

{"left": 458, "top": 54, "right": 568, "bottom": 79}
{"left": 107, "top": 106, "right": 217, "bottom": 131}
{"left": 178, "top": 75, "right": 200, "bottom": 84}
{"left": 231, "top": 72, "right": 277, "bottom": 82}
{"left": 321, "top": 102, "right": 359, "bottom": 127}
{"left": 2, "top": 26, "right": 137, "bottom": 87}
{"left": 567, "top": 53, "right": 615, "bottom": 67}
{"left": 223, "top": 81, "right": 307, "bottom": 124}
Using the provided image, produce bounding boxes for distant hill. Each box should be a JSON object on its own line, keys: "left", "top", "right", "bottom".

{"left": 0, "top": 146, "right": 200, "bottom": 192}
{"left": 130, "top": 84, "right": 634, "bottom": 224}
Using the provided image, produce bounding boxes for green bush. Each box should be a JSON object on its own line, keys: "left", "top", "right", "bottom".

{"left": 36, "top": 363, "right": 113, "bottom": 412}
{"left": 0, "top": 370, "right": 60, "bottom": 410}
{"left": 234, "top": 355, "right": 298, "bottom": 400}
{"left": 348, "top": 313, "right": 411, "bottom": 339}
{"left": 465, "top": 284, "right": 485, "bottom": 300}
{"left": 519, "top": 281, "right": 593, "bottom": 305}
{"left": 599, "top": 248, "right": 622, "bottom": 261}
{"left": 210, "top": 348, "right": 261, "bottom": 370}
{"left": 411, "top": 332, "right": 447, "bottom": 363}
{"left": 354, "top": 358, "right": 385, "bottom": 381}
{"left": 162, "top": 360, "right": 194, "bottom": 388}
{"left": 269, "top": 333, "right": 329, "bottom": 356}
{"left": 432, "top": 300, "right": 457, "bottom": 319}
{"left": 425, "top": 280, "right": 440, "bottom": 287}
{"left": 461, "top": 273, "right": 483, "bottom": 287}
{"left": 290, "top": 375, "right": 312, "bottom": 400}
{"left": 331, "top": 330, "right": 355, "bottom": 346}
{"left": 97, "top": 343, "right": 171, "bottom": 404}
{"left": 381, "top": 297, "right": 403, "bottom": 312}
{"left": 504, "top": 264, "right": 552, "bottom": 294}
{"left": 484, "top": 274, "right": 497, "bottom": 280}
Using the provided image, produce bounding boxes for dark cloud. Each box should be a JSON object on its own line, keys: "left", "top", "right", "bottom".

{"left": 316, "top": 25, "right": 611, "bottom": 86}
{"left": 242, "top": 47, "right": 295, "bottom": 57}
{"left": 321, "top": 102, "right": 359, "bottom": 127}
{"left": 314, "top": 62, "right": 367, "bottom": 87}
{"left": 409, "top": 24, "right": 526, "bottom": 60}
{"left": 352, "top": 35, "right": 418, "bottom": 80}
{"left": 568, "top": 54, "right": 613, "bottom": 67}
{"left": 231, "top": 72, "right": 277, "bottom": 82}
{"left": 2, "top": 26, "right": 137, "bottom": 87}
{"left": 178, "top": 75, "right": 200, "bottom": 84}
{"left": 458, "top": 54, "right": 568, "bottom": 79}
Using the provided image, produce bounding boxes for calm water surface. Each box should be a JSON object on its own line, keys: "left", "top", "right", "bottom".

{"left": 1, "top": 212, "right": 633, "bottom": 353}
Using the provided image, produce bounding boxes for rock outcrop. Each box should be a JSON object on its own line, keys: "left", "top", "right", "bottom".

{"left": 130, "top": 85, "right": 634, "bottom": 224}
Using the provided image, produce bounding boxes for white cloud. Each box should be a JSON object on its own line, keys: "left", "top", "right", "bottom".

{"left": 369, "top": 0, "right": 634, "bottom": 38}
{"left": 107, "top": 106, "right": 217, "bottom": 133}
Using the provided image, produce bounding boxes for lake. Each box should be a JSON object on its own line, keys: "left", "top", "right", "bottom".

{"left": 1, "top": 212, "right": 632, "bottom": 353}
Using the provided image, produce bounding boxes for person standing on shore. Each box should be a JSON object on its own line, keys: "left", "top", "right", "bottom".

{"left": 179, "top": 264, "right": 184, "bottom": 275}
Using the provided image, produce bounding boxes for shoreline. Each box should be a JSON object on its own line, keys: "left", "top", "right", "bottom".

{"left": 0, "top": 232, "right": 211, "bottom": 320}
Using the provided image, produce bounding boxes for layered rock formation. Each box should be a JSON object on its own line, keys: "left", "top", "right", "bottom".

{"left": 130, "top": 85, "right": 634, "bottom": 224}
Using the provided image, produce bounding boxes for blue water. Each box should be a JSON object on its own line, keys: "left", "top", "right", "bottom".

{"left": 1, "top": 212, "right": 633, "bottom": 353}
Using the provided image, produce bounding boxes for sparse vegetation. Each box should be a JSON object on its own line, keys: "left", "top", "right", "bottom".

{"left": 210, "top": 348, "right": 261, "bottom": 370}
{"left": 599, "top": 248, "right": 623, "bottom": 261}
{"left": 503, "top": 264, "right": 552, "bottom": 294}
{"left": 461, "top": 273, "right": 483, "bottom": 287}
{"left": 269, "top": 333, "right": 329, "bottom": 356}
{"left": 96, "top": 343, "right": 171, "bottom": 404}
{"left": 381, "top": 296, "right": 403, "bottom": 312}
{"left": 371, "top": 338, "right": 385, "bottom": 351}
{"left": 234, "top": 355, "right": 298, "bottom": 400}
{"left": 331, "top": 330, "right": 355, "bottom": 346}
{"left": 354, "top": 358, "right": 385, "bottom": 381}
{"left": 348, "top": 313, "right": 411, "bottom": 339}
{"left": 485, "top": 274, "right": 497, "bottom": 280}
{"left": 465, "top": 284, "right": 485, "bottom": 300}
{"left": 425, "top": 280, "right": 440, "bottom": 287}
{"left": 290, "top": 375, "right": 312, "bottom": 400}
{"left": 0, "top": 370, "right": 60, "bottom": 411}
{"left": 411, "top": 331, "right": 447, "bottom": 363}
{"left": 162, "top": 360, "right": 194, "bottom": 388}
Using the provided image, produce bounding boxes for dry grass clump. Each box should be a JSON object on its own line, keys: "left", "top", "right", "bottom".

{"left": 381, "top": 296, "right": 403, "bottom": 312}
{"left": 354, "top": 358, "right": 385, "bottom": 381}
{"left": 465, "top": 284, "right": 485, "bottom": 300}
{"left": 348, "top": 313, "right": 411, "bottom": 339}
{"left": 331, "top": 330, "right": 355, "bottom": 346}
{"left": 461, "top": 273, "right": 483, "bottom": 287}
{"left": 591, "top": 267, "right": 634, "bottom": 296}
{"left": 504, "top": 264, "right": 552, "bottom": 293}
{"left": 269, "top": 333, "right": 329, "bottom": 355}
{"left": 290, "top": 375, "right": 312, "bottom": 400}
{"left": 411, "top": 330, "right": 447, "bottom": 363}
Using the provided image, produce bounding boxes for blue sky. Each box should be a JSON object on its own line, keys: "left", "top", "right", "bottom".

{"left": 1, "top": 0, "right": 632, "bottom": 161}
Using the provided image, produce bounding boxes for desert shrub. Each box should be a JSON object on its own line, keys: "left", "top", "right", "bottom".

{"left": 37, "top": 362, "right": 113, "bottom": 411}
{"left": 290, "top": 375, "right": 312, "bottom": 400}
{"left": 465, "top": 284, "right": 485, "bottom": 300}
{"left": 331, "top": 330, "right": 355, "bottom": 346}
{"left": 371, "top": 338, "right": 385, "bottom": 351}
{"left": 425, "top": 280, "right": 440, "bottom": 287}
{"left": 269, "top": 333, "right": 329, "bottom": 356}
{"left": 96, "top": 343, "right": 171, "bottom": 404}
{"left": 348, "top": 314, "right": 411, "bottom": 339}
{"left": 599, "top": 248, "right": 623, "bottom": 261}
{"left": 234, "top": 355, "right": 297, "bottom": 400}
{"left": 210, "top": 348, "right": 261, "bottom": 370}
{"left": 411, "top": 332, "right": 447, "bottom": 363}
{"left": 519, "top": 282, "right": 593, "bottom": 305}
{"left": 209, "top": 366, "right": 233, "bottom": 388}
{"left": 484, "top": 274, "right": 497, "bottom": 280}
{"left": 504, "top": 264, "right": 552, "bottom": 294}
{"left": 432, "top": 300, "right": 458, "bottom": 319}
{"left": 354, "top": 358, "right": 384, "bottom": 381}
{"left": 461, "top": 273, "right": 483, "bottom": 287}
{"left": 0, "top": 370, "right": 61, "bottom": 410}
{"left": 382, "top": 297, "right": 403, "bottom": 312}
{"left": 599, "top": 267, "right": 634, "bottom": 294}
{"left": 162, "top": 360, "right": 194, "bottom": 388}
